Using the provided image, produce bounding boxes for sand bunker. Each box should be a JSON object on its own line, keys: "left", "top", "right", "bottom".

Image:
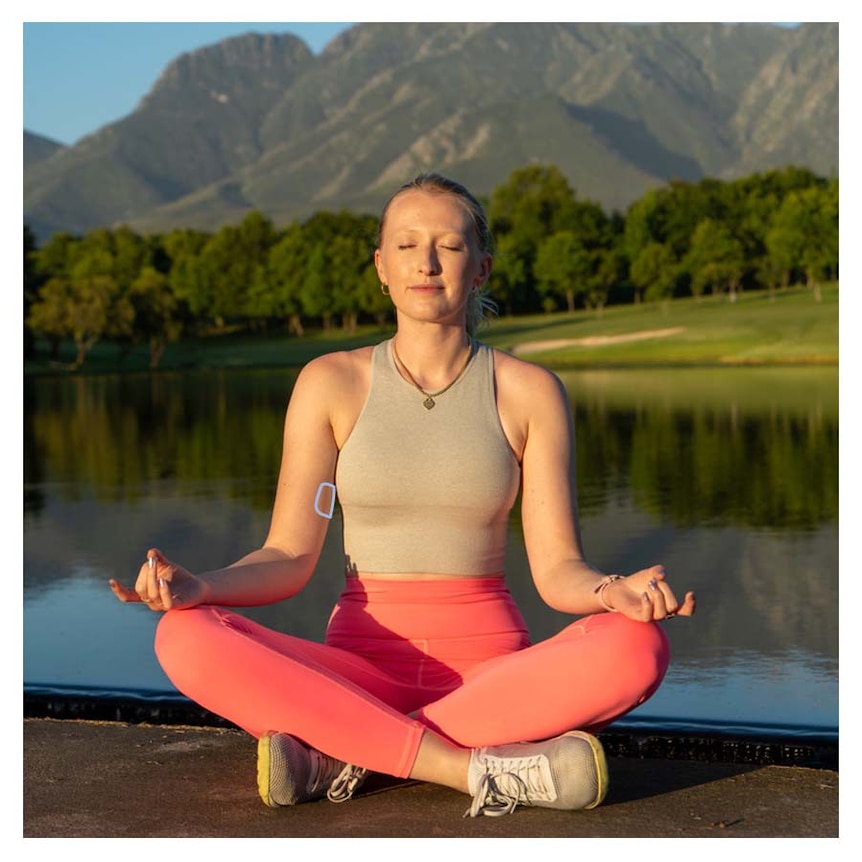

{"left": 512, "top": 327, "right": 684, "bottom": 355}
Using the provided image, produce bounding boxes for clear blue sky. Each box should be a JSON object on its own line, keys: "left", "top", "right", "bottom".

{"left": 24, "top": 22, "right": 355, "bottom": 145}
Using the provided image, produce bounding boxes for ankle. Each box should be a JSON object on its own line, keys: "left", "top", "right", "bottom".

{"left": 409, "top": 732, "right": 472, "bottom": 793}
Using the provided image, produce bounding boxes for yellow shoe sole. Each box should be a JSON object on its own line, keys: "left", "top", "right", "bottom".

{"left": 257, "top": 731, "right": 277, "bottom": 808}
{"left": 572, "top": 730, "right": 609, "bottom": 809}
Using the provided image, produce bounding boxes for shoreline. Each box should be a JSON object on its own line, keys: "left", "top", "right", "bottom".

{"left": 23, "top": 690, "right": 838, "bottom": 770}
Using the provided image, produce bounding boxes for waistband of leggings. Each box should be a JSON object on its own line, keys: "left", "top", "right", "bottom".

{"left": 340, "top": 574, "right": 509, "bottom": 604}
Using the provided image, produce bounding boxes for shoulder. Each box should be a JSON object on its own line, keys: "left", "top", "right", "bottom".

{"left": 489, "top": 346, "right": 568, "bottom": 404}
{"left": 288, "top": 345, "right": 376, "bottom": 435}
{"left": 294, "top": 345, "right": 376, "bottom": 392}
{"left": 487, "top": 347, "right": 570, "bottom": 459}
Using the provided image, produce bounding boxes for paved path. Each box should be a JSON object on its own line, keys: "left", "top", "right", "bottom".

{"left": 23, "top": 718, "right": 839, "bottom": 839}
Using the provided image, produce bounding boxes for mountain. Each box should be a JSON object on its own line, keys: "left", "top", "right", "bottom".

{"left": 23, "top": 131, "right": 67, "bottom": 170}
{"left": 23, "top": 22, "right": 838, "bottom": 242}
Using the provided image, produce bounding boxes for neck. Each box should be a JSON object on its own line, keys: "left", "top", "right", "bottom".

{"left": 391, "top": 326, "right": 473, "bottom": 391}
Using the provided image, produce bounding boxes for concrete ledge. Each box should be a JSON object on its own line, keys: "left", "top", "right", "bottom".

{"left": 23, "top": 718, "right": 839, "bottom": 839}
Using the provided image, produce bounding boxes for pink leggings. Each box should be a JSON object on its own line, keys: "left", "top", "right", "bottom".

{"left": 155, "top": 576, "right": 669, "bottom": 779}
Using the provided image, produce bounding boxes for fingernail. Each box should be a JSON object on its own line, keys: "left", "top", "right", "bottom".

{"left": 648, "top": 579, "right": 658, "bottom": 591}
{"left": 148, "top": 557, "right": 155, "bottom": 570}
{"left": 643, "top": 592, "right": 649, "bottom": 601}
{"left": 159, "top": 577, "right": 167, "bottom": 588}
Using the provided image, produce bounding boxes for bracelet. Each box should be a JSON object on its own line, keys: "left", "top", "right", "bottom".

{"left": 593, "top": 575, "right": 624, "bottom": 612}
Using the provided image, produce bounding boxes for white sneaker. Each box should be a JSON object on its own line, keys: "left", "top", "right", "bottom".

{"left": 257, "top": 731, "right": 368, "bottom": 807}
{"left": 465, "top": 730, "right": 609, "bottom": 817}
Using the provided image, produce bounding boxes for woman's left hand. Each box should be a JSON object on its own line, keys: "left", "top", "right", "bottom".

{"left": 603, "top": 565, "right": 696, "bottom": 622}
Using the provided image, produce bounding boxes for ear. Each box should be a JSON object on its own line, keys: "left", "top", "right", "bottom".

{"left": 374, "top": 248, "right": 386, "bottom": 283}
{"left": 474, "top": 252, "right": 493, "bottom": 286}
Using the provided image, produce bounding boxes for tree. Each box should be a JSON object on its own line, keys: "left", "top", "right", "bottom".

{"left": 534, "top": 231, "right": 592, "bottom": 312}
{"left": 161, "top": 228, "right": 212, "bottom": 325}
{"left": 130, "top": 266, "right": 184, "bottom": 368}
{"left": 236, "top": 211, "right": 278, "bottom": 322}
{"left": 300, "top": 244, "right": 333, "bottom": 329}
{"left": 763, "top": 218, "right": 798, "bottom": 298}
{"left": 587, "top": 248, "right": 626, "bottom": 313}
{"left": 763, "top": 184, "right": 839, "bottom": 301}
{"left": 259, "top": 223, "right": 308, "bottom": 336}
{"left": 30, "top": 231, "right": 80, "bottom": 360}
{"left": 325, "top": 213, "right": 378, "bottom": 332}
{"left": 622, "top": 188, "right": 668, "bottom": 265}
{"left": 24, "top": 226, "right": 39, "bottom": 359}
{"left": 34, "top": 231, "right": 78, "bottom": 280}
{"left": 27, "top": 272, "right": 113, "bottom": 369}
{"left": 354, "top": 261, "right": 391, "bottom": 328}
{"left": 26, "top": 277, "right": 70, "bottom": 360}
{"left": 488, "top": 164, "right": 579, "bottom": 313}
{"left": 630, "top": 243, "right": 677, "bottom": 305}
{"left": 70, "top": 238, "right": 135, "bottom": 355}
{"left": 682, "top": 219, "right": 745, "bottom": 302}
{"left": 192, "top": 212, "right": 276, "bottom": 327}
{"left": 487, "top": 232, "right": 531, "bottom": 316}
{"left": 797, "top": 183, "right": 838, "bottom": 301}
{"left": 296, "top": 210, "right": 377, "bottom": 330}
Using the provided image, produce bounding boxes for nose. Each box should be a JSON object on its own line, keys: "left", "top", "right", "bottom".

{"left": 417, "top": 245, "right": 441, "bottom": 275}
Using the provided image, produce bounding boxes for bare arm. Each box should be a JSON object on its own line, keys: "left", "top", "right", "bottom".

{"left": 111, "top": 354, "right": 352, "bottom": 610}
{"left": 503, "top": 358, "right": 695, "bottom": 620}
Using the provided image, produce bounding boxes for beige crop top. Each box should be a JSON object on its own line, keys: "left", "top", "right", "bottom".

{"left": 334, "top": 339, "right": 521, "bottom": 575}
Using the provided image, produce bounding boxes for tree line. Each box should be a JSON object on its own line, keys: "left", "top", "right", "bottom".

{"left": 24, "top": 163, "right": 838, "bottom": 369}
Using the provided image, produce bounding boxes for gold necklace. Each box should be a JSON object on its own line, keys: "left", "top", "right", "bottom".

{"left": 392, "top": 340, "right": 474, "bottom": 410}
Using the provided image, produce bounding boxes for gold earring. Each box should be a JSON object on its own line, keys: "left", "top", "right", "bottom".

{"left": 381, "top": 284, "right": 390, "bottom": 296}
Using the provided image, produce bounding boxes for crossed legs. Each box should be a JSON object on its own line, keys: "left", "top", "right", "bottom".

{"left": 155, "top": 605, "right": 669, "bottom": 793}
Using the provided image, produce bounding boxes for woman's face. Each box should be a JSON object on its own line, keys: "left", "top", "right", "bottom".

{"left": 375, "top": 189, "right": 492, "bottom": 328}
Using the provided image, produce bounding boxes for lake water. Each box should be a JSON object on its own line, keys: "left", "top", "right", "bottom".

{"left": 22, "top": 363, "right": 839, "bottom": 741}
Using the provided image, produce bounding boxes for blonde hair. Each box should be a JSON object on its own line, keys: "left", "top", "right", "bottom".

{"left": 378, "top": 173, "right": 497, "bottom": 337}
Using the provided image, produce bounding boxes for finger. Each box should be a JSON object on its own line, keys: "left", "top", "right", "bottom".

{"left": 158, "top": 575, "right": 175, "bottom": 610}
{"left": 143, "top": 552, "right": 162, "bottom": 604}
{"left": 109, "top": 579, "right": 142, "bottom": 603}
{"left": 648, "top": 565, "right": 666, "bottom": 581}
{"left": 675, "top": 591, "right": 697, "bottom": 617}
{"left": 133, "top": 559, "right": 152, "bottom": 596}
{"left": 634, "top": 590, "right": 655, "bottom": 622}
{"left": 646, "top": 577, "right": 669, "bottom": 619}
{"left": 656, "top": 581, "right": 681, "bottom": 615}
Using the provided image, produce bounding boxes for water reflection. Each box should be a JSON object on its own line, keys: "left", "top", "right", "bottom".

{"left": 23, "top": 366, "right": 838, "bottom": 738}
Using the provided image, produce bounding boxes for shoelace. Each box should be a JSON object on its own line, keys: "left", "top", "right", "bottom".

{"left": 306, "top": 748, "right": 345, "bottom": 794}
{"left": 327, "top": 764, "right": 369, "bottom": 803}
{"left": 465, "top": 772, "right": 525, "bottom": 817}
{"left": 464, "top": 753, "right": 555, "bottom": 818}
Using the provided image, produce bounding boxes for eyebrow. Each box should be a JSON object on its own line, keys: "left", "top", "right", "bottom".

{"left": 391, "top": 227, "right": 470, "bottom": 237}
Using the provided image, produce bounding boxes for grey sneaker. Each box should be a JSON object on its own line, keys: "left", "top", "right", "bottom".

{"left": 257, "top": 731, "right": 368, "bottom": 807}
{"left": 465, "top": 730, "right": 609, "bottom": 817}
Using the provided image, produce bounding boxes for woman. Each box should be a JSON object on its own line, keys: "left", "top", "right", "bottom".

{"left": 110, "top": 173, "right": 696, "bottom": 818}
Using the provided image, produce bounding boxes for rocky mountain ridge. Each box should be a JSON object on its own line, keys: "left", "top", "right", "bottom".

{"left": 23, "top": 22, "right": 838, "bottom": 241}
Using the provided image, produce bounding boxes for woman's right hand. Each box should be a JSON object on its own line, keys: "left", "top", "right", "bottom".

{"left": 109, "top": 548, "right": 209, "bottom": 612}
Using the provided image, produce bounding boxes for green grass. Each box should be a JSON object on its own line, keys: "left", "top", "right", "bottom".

{"left": 481, "top": 283, "right": 838, "bottom": 367}
{"left": 25, "top": 283, "right": 838, "bottom": 375}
